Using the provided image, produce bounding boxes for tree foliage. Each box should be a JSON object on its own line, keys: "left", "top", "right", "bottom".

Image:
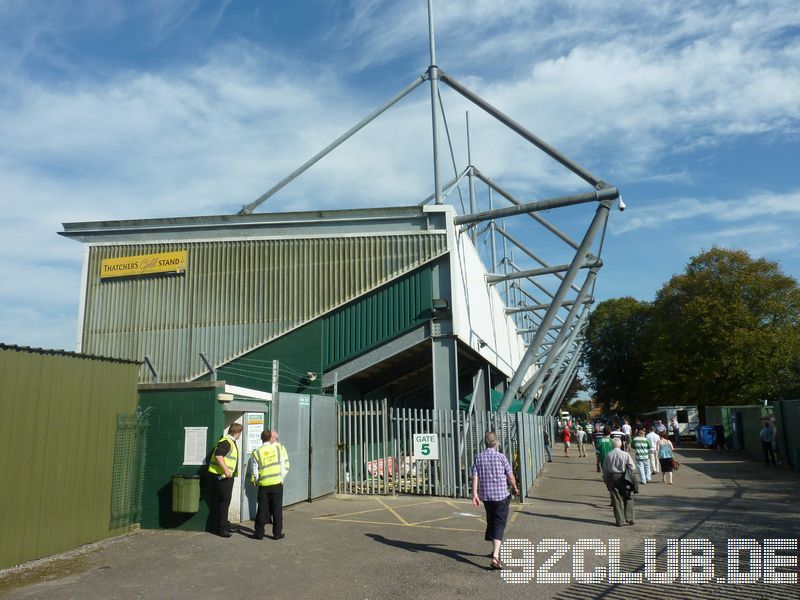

{"left": 582, "top": 296, "right": 652, "bottom": 415}
{"left": 568, "top": 398, "right": 592, "bottom": 420}
{"left": 644, "top": 247, "right": 800, "bottom": 407}
{"left": 583, "top": 248, "right": 800, "bottom": 415}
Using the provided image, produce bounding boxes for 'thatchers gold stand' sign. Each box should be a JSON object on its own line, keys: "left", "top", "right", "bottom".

{"left": 100, "top": 250, "right": 188, "bottom": 279}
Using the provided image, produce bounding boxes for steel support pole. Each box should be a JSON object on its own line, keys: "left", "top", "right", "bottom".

{"left": 438, "top": 71, "right": 604, "bottom": 188}
{"left": 499, "top": 228, "right": 582, "bottom": 294}
{"left": 467, "top": 113, "right": 477, "bottom": 243}
{"left": 542, "top": 357, "right": 579, "bottom": 418}
{"left": 454, "top": 187, "right": 617, "bottom": 226}
{"left": 487, "top": 260, "right": 600, "bottom": 284}
{"left": 427, "top": 0, "right": 443, "bottom": 205}
{"left": 509, "top": 260, "right": 574, "bottom": 302}
{"left": 417, "top": 168, "right": 470, "bottom": 206}
{"left": 240, "top": 75, "right": 427, "bottom": 214}
{"left": 515, "top": 286, "right": 567, "bottom": 326}
{"left": 500, "top": 221, "right": 510, "bottom": 301}
{"left": 539, "top": 350, "right": 578, "bottom": 418}
{"left": 497, "top": 201, "right": 611, "bottom": 412}
{"left": 489, "top": 188, "right": 498, "bottom": 271}
{"left": 540, "top": 341, "right": 584, "bottom": 418}
{"left": 506, "top": 298, "right": 593, "bottom": 314}
{"left": 544, "top": 342, "right": 584, "bottom": 417}
{"left": 472, "top": 168, "right": 583, "bottom": 252}
{"left": 520, "top": 272, "right": 595, "bottom": 412}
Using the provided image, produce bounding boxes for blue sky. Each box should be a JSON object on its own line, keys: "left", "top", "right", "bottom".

{"left": 1, "top": 0, "right": 799, "bottom": 351}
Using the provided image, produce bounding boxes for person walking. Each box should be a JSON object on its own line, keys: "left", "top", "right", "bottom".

{"left": 207, "top": 423, "right": 243, "bottom": 538}
{"left": 250, "top": 430, "right": 290, "bottom": 540}
{"left": 471, "top": 432, "right": 519, "bottom": 570}
{"left": 543, "top": 429, "right": 553, "bottom": 463}
{"left": 610, "top": 423, "right": 625, "bottom": 451}
{"left": 770, "top": 418, "right": 782, "bottom": 465}
{"left": 657, "top": 432, "right": 675, "bottom": 484}
{"left": 631, "top": 428, "right": 652, "bottom": 484}
{"left": 602, "top": 438, "right": 636, "bottom": 526}
{"left": 562, "top": 425, "right": 572, "bottom": 457}
{"left": 595, "top": 425, "right": 613, "bottom": 474}
{"left": 621, "top": 419, "right": 633, "bottom": 451}
{"left": 646, "top": 426, "right": 661, "bottom": 475}
{"left": 759, "top": 421, "right": 776, "bottom": 466}
{"left": 670, "top": 416, "right": 680, "bottom": 446}
{"left": 575, "top": 426, "right": 587, "bottom": 458}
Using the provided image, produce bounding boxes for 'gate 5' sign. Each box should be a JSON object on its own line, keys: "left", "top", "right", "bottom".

{"left": 413, "top": 433, "right": 439, "bottom": 460}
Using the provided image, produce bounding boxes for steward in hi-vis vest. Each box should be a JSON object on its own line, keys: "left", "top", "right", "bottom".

{"left": 209, "top": 423, "right": 243, "bottom": 538}
{"left": 208, "top": 434, "right": 239, "bottom": 478}
{"left": 251, "top": 441, "right": 290, "bottom": 487}
{"left": 250, "top": 430, "right": 290, "bottom": 540}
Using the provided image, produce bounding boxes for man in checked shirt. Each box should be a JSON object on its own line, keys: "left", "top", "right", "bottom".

{"left": 471, "top": 431, "right": 520, "bottom": 570}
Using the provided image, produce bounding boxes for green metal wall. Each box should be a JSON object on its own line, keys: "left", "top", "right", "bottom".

{"left": 774, "top": 399, "right": 800, "bottom": 467}
{"left": 137, "top": 384, "right": 224, "bottom": 531}
{"left": 0, "top": 347, "right": 140, "bottom": 569}
{"left": 739, "top": 405, "right": 774, "bottom": 459}
{"left": 215, "top": 266, "right": 435, "bottom": 396}
{"left": 82, "top": 234, "right": 447, "bottom": 383}
{"left": 322, "top": 265, "right": 432, "bottom": 369}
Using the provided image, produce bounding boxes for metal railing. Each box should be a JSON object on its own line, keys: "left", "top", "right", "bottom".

{"left": 338, "top": 400, "right": 550, "bottom": 500}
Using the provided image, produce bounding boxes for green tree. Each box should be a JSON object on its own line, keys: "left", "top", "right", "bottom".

{"left": 568, "top": 398, "right": 592, "bottom": 420}
{"left": 582, "top": 297, "right": 653, "bottom": 415}
{"left": 644, "top": 247, "right": 800, "bottom": 408}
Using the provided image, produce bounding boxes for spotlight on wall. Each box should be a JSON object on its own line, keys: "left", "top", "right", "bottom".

{"left": 432, "top": 298, "right": 451, "bottom": 318}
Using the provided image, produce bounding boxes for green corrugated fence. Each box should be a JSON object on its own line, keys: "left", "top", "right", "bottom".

{"left": 0, "top": 345, "right": 141, "bottom": 569}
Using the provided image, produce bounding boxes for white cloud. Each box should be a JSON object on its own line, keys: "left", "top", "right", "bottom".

{"left": 613, "top": 190, "right": 800, "bottom": 234}
{"left": 1, "top": 1, "right": 799, "bottom": 349}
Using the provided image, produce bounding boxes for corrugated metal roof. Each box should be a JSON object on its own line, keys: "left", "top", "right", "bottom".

{"left": 60, "top": 205, "right": 452, "bottom": 243}
{"left": 0, "top": 343, "right": 141, "bottom": 365}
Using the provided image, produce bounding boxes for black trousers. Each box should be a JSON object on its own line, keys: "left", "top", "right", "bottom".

{"left": 483, "top": 495, "right": 510, "bottom": 542}
{"left": 255, "top": 484, "right": 284, "bottom": 538}
{"left": 213, "top": 476, "right": 235, "bottom": 533}
{"left": 762, "top": 441, "right": 775, "bottom": 465}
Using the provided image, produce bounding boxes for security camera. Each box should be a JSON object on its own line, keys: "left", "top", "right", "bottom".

{"left": 307, "top": 372, "right": 317, "bottom": 381}
{"left": 618, "top": 197, "right": 627, "bottom": 212}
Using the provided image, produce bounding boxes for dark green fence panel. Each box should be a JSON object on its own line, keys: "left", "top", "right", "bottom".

{"left": 110, "top": 408, "right": 151, "bottom": 529}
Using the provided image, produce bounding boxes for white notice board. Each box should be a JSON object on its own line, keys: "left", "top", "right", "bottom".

{"left": 245, "top": 413, "right": 265, "bottom": 454}
{"left": 413, "top": 433, "right": 439, "bottom": 460}
{"left": 183, "top": 427, "right": 208, "bottom": 465}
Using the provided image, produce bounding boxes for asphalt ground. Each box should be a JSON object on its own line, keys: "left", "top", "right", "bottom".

{"left": 2, "top": 444, "right": 799, "bottom": 600}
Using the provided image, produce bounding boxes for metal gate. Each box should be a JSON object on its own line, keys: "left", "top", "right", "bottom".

{"left": 276, "top": 392, "right": 337, "bottom": 506}
{"left": 338, "top": 400, "right": 548, "bottom": 500}
{"left": 109, "top": 407, "right": 151, "bottom": 529}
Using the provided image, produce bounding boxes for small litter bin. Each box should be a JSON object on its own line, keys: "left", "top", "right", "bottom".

{"left": 697, "top": 425, "right": 716, "bottom": 448}
{"left": 172, "top": 475, "right": 201, "bottom": 513}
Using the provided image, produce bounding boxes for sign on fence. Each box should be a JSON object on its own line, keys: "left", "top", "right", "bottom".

{"left": 413, "top": 433, "right": 439, "bottom": 460}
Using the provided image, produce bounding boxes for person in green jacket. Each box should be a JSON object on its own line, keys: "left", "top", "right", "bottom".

{"left": 595, "top": 425, "right": 613, "bottom": 474}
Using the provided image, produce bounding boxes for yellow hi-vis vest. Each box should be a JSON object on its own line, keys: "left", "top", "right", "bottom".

{"left": 208, "top": 434, "right": 239, "bottom": 477}
{"left": 251, "top": 443, "right": 290, "bottom": 487}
